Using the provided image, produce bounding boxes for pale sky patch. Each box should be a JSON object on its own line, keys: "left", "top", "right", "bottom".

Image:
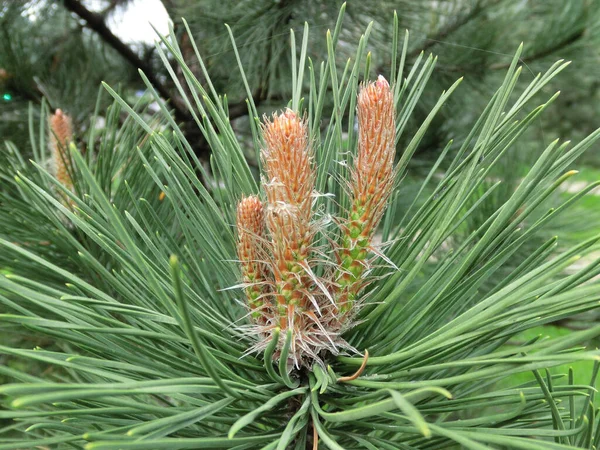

{"left": 106, "top": 0, "right": 170, "bottom": 44}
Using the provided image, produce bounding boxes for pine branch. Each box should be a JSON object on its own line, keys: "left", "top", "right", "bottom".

{"left": 59, "top": 0, "right": 251, "bottom": 163}
{"left": 62, "top": 0, "right": 189, "bottom": 122}
{"left": 4, "top": 8, "right": 600, "bottom": 448}
{"left": 62, "top": 0, "right": 262, "bottom": 161}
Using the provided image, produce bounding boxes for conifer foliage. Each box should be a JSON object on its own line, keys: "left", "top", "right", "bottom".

{"left": 3, "top": 6, "right": 600, "bottom": 450}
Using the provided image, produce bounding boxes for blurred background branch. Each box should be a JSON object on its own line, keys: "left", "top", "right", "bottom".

{"left": 1, "top": 0, "right": 599, "bottom": 164}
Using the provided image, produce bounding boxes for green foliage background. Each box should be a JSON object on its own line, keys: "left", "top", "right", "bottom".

{"left": 2, "top": 1, "right": 600, "bottom": 449}
{"left": 2, "top": 1, "right": 600, "bottom": 161}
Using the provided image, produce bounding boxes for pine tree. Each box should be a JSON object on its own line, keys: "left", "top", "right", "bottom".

{"left": 2, "top": 7, "right": 600, "bottom": 449}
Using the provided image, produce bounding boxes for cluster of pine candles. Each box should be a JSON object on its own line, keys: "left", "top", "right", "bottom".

{"left": 236, "top": 75, "right": 395, "bottom": 368}
{"left": 46, "top": 76, "right": 396, "bottom": 370}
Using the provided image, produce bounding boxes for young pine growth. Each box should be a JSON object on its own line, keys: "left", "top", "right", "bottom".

{"left": 236, "top": 195, "right": 268, "bottom": 323}
{"left": 236, "top": 78, "right": 396, "bottom": 367}
{"left": 262, "top": 109, "right": 316, "bottom": 328}
{"left": 48, "top": 108, "right": 74, "bottom": 195}
{"left": 335, "top": 75, "right": 396, "bottom": 316}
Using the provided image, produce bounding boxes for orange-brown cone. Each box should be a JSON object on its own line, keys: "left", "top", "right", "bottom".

{"left": 236, "top": 195, "right": 268, "bottom": 322}
{"left": 261, "top": 110, "right": 315, "bottom": 327}
{"left": 335, "top": 75, "right": 396, "bottom": 315}
{"left": 49, "top": 109, "right": 74, "bottom": 194}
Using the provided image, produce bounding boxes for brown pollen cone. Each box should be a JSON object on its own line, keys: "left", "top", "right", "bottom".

{"left": 261, "top": 109, "right": 315, "bottom": 328}
{"left": 353, "top": 75, "right": 395, "bottom": 232}
{"left": 49, "top": 109, "right": 74, "bottom": 194}
{"left": 335, "top": 75, "right": 396, "bottom": 315}
{"left": 236, "top": 196, "right": 269, "bottom": 323}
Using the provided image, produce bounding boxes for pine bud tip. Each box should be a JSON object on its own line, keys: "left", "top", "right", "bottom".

{"left": 376, "top": 74, "right": 389, "bottom": 88}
